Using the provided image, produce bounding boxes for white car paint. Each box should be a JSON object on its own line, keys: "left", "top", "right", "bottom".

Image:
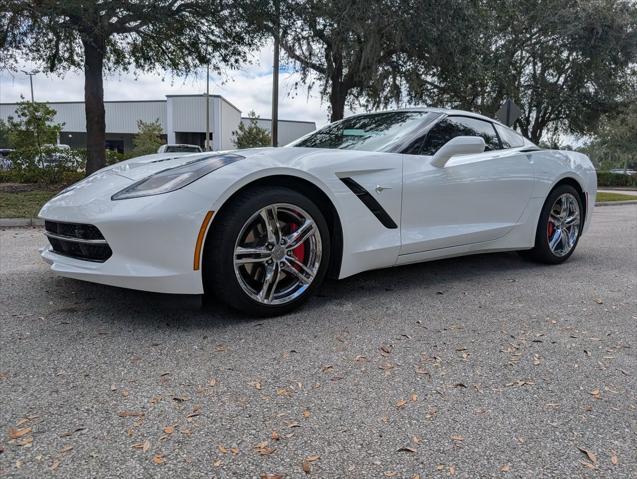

{"left": 39, "top": 109, "right": 597, "bottom": 295}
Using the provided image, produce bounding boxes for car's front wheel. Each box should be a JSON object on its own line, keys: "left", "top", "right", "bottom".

{"left": 204, "top": 186, "right": 330, "bottom": 316}
{"left": 522, "top": 184, "right": 583, "bottom": 264}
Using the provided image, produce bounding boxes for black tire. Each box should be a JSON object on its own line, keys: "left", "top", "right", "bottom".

{"left": 521, "top": 184, "right": 583, "bottom": 264}
{"left": 203, "top": 186, "right": 331, "bottom": 316}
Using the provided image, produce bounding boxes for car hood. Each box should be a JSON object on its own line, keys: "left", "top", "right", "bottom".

{"left": 103, "top": 147, "right": 333, "bottom": 181}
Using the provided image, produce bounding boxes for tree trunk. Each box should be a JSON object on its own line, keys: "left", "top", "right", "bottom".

{"left": 82, "top": 38, "right": 106, "bottom": 175}
{"left": 329, "top": 82, "right": 347, "bottom": 122}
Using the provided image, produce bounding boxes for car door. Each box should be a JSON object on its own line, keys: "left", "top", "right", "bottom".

{"left": 400, "top": 116, "right": 536, "bottom": 255}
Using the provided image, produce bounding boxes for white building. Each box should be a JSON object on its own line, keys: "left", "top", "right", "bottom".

{"left": 0, "top": 94, "right": 316, "bottom": 152}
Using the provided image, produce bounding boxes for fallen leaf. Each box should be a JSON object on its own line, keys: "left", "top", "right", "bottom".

{"left": 271, "top": 431, "right": 280, "bottom": 441}
{"left": 396, "top": 399, "right": 408, "bottom": 409}
{"left": 611, "top": 450, "right": 618, "bottom": 465}
{"left": 321, "top": 365, "right": 334, "bottom": 373}
{"left": 449, "top": 465, "right": 456, "bottom": 475}
{"left": 59, "top": 445, "right": 73, "bottom": 454}
{"left": 255, "top": 441, "right": 276, "bottom": 456}
{"left": 590, "top": 389, "right": 601, "bottom": 399}
{"left": 218, "top": 445, "right": 228, "bottom": 454}
{"left": 410, "top": 393, "right": 417, "bottom": 402}
{"left": 354, "top": 355, "right": 367, "bottom": 362}
{"left": 578, "top": 447, "right": 597, "bottom": 465}
{"left": 594, "top": 298, "right": 603, "bottom": 304}
{"left": 379, "top": 344, "right": 393, "bottom": 356}
{"left": 59, "top": 427, "right": 86, "bottom": 437}
{"left": 303, "top": 410, "right": 311, "bottom": 418}
{"left": 451, "top": 435, "right": 464, "bottom": 442}
{"left": 412, "top": 435, "right": 422, "bottom": 444}
{"left": 306, "top": 455, "right": 320, "bottom": 462}
{"left": 500, "top": 464, "right": 511, "bottom": 472}
{"left": 172, "top": 396, "right": 189, "bottom": 402}
{"left": 397, "top": 446, "right": 416, "bottom": 453}
{"left": 152, "top": 454, "right": 165, "bottom": 465}
{"left": 8, "top": 427, "right": 31, "bottom": 439}
{"left": 16, "top": 436, "right": 33, "bottom": 446}
{"left": 260, "top": 475, "right": 283, "bottom": 479}
{"left": 163, "top": 425, "right": 174, "bottom": 434}
{"left": 213, "top": 459, "right": 223, "bottom": 467}
{"left": 302, "top": 460, "right": 311, "bottom": 474}
{"left": 384, "top": 472, "right": 398, "bottom": 477}
{"left": 208, "top": 378, "right": 218, "bottom": 387}
{"left": 117, "top": 411, "right": 144, "bottom": 417}
{"left": 50, "top": 460, "right": 60, "bottom": 470}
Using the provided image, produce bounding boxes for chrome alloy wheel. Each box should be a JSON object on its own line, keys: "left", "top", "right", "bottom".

{"left": 547, "top": 193, "right": 581, "bottom": 257}
{"left": 233, "top": 203, "right": 322, "bottom": 305}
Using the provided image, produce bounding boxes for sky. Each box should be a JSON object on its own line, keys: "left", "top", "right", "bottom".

{"left": 0, "top": 43, "right": 352, "bottom": 128}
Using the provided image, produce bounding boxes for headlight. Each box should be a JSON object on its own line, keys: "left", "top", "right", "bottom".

{"left": 111, "top": 153, "right": 243, "bottom": 200}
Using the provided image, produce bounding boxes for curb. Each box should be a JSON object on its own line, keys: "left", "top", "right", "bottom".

{"left": 594, "top": 200, "right": 637, "bottom": 207}
{"left": 0, "top": 218, "right": 44, "bottom": 227}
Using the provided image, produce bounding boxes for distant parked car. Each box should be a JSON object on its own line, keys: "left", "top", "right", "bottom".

{"left": 158, "top": 144, "right": 203, "bottom": 154}
{"left": 0, "top": 148, "right": 14, "bottom": 170}
{"left": 38, "top": 144, "right": 72, "bottom": 168}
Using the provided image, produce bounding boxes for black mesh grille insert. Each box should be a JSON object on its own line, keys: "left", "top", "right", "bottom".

{"left": 44, "top": 221, "right": 112, "bottom": 262}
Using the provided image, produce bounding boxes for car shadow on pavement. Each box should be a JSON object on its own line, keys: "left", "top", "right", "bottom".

{"left": 46, "top": 250, "right": 568, "bottom": 331}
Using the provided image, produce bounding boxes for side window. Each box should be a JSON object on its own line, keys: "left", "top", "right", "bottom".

{"left": 421, "top": 116, "right": 501, "bottom": 155}
{"left": 494, "top": 124, "right": 525, "bottom": 148}
{"left": 420, "top": 119, "right": 467, "bottom": 155}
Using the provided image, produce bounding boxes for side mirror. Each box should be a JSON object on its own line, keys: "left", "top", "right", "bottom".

{"left": 431, "top": 136, "right": 485, "bottom": 168}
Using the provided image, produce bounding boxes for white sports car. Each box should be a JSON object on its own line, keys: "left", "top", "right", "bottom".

{"left": 39, "top": 109, "right": 597, "bottom": 315}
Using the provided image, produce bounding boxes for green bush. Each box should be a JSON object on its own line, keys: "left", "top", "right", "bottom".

{"left": 597, "top": 171, "right": 637, "bottom": 187}
{"left": 6, "top": 146, "right": 86, "bottom": 185}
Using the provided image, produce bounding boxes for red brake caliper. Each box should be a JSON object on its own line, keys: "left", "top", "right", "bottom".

{"left": 289, "top": 223, "right": 306, "bottom": 268}
{"left": 547, "top": 219, "right": 554, "bottom": 239}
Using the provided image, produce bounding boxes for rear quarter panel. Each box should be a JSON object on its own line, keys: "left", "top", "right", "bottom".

{"left": 529, "top": 149, "right": 597, "bottom": 233}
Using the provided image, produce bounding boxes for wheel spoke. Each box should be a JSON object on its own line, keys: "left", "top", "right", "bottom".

{"left": 260, "top": 206, "right": 280, "bottom": 244}
{"left": 549, "top": 213, "right": 561, "bottom": 225}
{"left": 549, "top": 228, "right": 562, "bottom": 251}
{"left": 286, "top": 219, "right": 315, "bottom": 248}
{"left": 282, "top": 260, "right": 312, "bottom": 285}
{"left": 234, "top": 246, "right": 271, "bottom": 265}
{"left": 561, "top": 229, "right": 571, "bottom": 250}
{"left": 286, "top": 255, "right": 315, "bottom": 280}
{"left": 564, "top": 213, "right": 579, "bottom": 227}
{"left": 258, "top": 263, "right": 278, "bottom": 303}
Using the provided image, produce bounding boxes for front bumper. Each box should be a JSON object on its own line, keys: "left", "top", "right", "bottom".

{"left": 39, "top": 181, "right": 213, "bottom": 294}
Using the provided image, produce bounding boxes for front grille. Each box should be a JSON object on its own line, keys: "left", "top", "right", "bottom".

{"left": 44, "top": 221, "right": 112, "bottom": 262}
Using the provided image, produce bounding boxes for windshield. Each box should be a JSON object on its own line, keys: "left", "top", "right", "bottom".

{"left": 288, "top": 111, "right": 437, "bottom": 152}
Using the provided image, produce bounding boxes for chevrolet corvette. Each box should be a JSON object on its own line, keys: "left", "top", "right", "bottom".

{"left": 39, "top": 109, "right": 597, "bottom": 315}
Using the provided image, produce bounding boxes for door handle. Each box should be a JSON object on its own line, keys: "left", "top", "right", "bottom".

{"left": 375, "top": 185, "right": 392, "bottom": 194}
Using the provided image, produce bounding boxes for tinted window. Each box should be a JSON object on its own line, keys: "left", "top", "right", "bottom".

{"left": 290, "top": 111, "right": 437, "bottom": 152}
{"left": 421, "top": 116, "right": 501, "bottom": 155}
{"left": 494, "top": 124, "right": 525, "bottom": 148}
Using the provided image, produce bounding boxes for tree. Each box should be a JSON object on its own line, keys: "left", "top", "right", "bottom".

{"left": 582, "top": 101, "right": 637, "bottom": 171}
{"left": 6, "top": 99, "right": 63, "bottom": 151}
{"left": 270, "top": 0, "right": 423, "bottom": 121}
{"left": 1, "top": 0, "right": 257, "bottom": 174}
{"left": 406, "top": 0, "right": 637, "bottom": 143}
{"left": 0, "top": 119, "right": 12, "bottom": 149}
{"left": 131, "top": 119, "right": 164, "bottom": 157}
{"left": 233, "top": 111, "right": 272, "bottom": 148}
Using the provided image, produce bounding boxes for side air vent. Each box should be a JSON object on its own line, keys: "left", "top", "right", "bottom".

{"left": 339, "top": 177, "right": 398, "bottom": 229}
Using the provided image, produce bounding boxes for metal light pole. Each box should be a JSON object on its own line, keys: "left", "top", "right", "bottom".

{"left": 271, "top": 0, "right": 280, "bottom": 147}
{"left": 205, "top": 63, "right": 211, "bottom": 151}
{"left": 21, "top": 69, "right": 39, "bottom": 102}
{"left": 22, "top": 69, "right": 41, "bottom": 152}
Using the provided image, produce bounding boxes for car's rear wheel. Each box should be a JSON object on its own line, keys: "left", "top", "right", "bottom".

{"left": 522, "top": 184, "right": 583, "bottom": 264}
{"left": 204, "top": 187, "right": 330, "bottom": 316}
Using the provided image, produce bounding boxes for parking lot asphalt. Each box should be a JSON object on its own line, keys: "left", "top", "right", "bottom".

{"left": 1, "top": 205, "right": 635, "bottom": 478}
